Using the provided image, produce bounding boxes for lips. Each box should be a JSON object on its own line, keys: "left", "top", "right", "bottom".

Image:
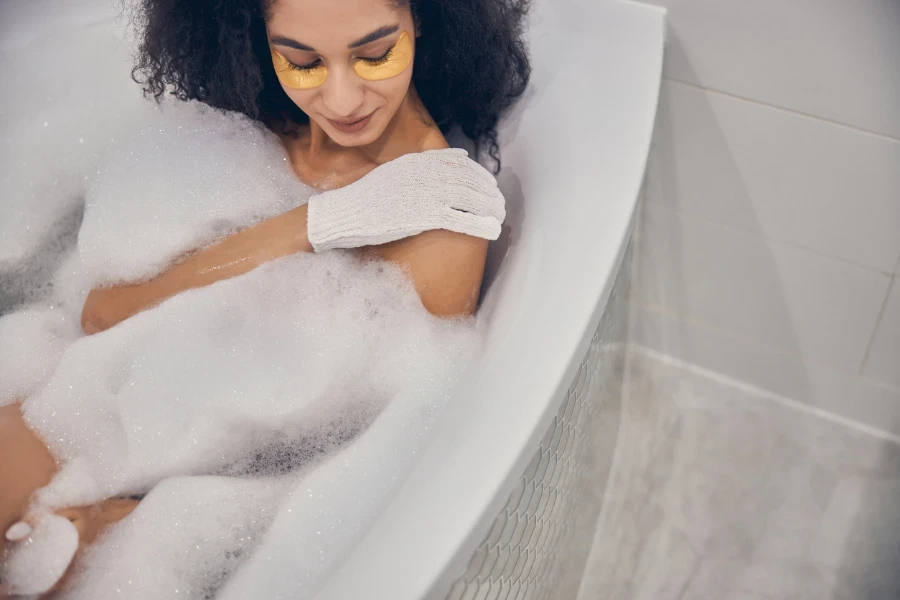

{"left": 327, "top": 112, "right": 374, "bottom": 134}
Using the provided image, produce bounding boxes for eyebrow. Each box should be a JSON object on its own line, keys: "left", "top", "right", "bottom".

{"left": 270, "top": 36, "right": 315, "bottom": 52}
{"left": 271, "top": 25, "right": 399, "bottom": 53}
{"left": 349, "top": 25, "right": 399, "bottom": 49}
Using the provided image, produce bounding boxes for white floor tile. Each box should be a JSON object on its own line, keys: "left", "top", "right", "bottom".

{"left": 578, "top": 352, "right": 900, "bottom": 600}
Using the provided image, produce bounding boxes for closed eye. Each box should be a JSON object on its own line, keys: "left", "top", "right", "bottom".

{"left": 289, "top": 58, "right": 323, "bottom": 71}
{"left": 359, "top": 46, "right": 393, "bottom": 67}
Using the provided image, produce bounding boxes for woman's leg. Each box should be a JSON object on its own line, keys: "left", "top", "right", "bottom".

{"left": 0, "top": 403, "right": 56, "bottom": 557}
{"left": 0, "top": 403, "right": 139, "bottom": 593}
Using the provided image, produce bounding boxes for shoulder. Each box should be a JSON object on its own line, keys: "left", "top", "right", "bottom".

{"left": 366, "top": 229, "right": 489, "bottom": 317}
{"left": 415, "top": 127, "right": 451, "bottom": 153}
{"left": 375, "top": 128, "right": 495, "bottom": 316}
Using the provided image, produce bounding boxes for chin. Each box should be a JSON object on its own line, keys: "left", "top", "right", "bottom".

{"left": 322, "top": 110, "right": 391, "bottom": 147}
{"left": 329, "top": 127, "right": 383, "bottom": 147}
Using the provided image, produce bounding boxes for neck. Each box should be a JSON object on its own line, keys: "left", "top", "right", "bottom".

{"left": 306, "top": 87, "right": 440, "bottom": 165}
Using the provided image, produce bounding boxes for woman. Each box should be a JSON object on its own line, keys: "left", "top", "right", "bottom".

{"left": 0, "top": 0, "right": 530, "bottom": 592}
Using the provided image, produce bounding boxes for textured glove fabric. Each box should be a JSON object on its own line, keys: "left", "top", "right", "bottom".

{"left": 307, "top": 148, "right": 506, "bottom": 252}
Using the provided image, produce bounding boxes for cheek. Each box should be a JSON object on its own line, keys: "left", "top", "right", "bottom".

{"left": 374, "top": 71, "right": 414, "bottom": 107}
{"left": 283, "top": 87, "right": 315, "bottom": 112}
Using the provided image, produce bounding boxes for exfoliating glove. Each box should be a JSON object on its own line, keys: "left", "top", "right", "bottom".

{"left": 307, "top": 148, "right": 506, "bottom": 252}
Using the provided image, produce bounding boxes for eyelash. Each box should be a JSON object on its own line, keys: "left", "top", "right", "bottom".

{"left": 289, "top": 59, "right": 322, "bottom": 72}
{"left": 287, "top": 46, "right": 394, "bottom": 72}
{"left": 361, "top": 47, "right": 393, "bottom": 67}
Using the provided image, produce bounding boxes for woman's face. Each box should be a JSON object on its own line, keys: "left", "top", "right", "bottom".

{"left": 266, "top": 0, "right": 416, "bottom": 147}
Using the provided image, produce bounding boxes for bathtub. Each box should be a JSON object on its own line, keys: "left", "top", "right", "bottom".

{"left": 314, "top": 1, "right": 666, "bottom": 598}
{"left": 0, "top": 0, "right": 664, "bottom": 596}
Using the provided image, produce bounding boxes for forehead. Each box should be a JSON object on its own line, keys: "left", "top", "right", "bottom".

{"left": 267, "top": 0, "right": 409, "bottom": 47}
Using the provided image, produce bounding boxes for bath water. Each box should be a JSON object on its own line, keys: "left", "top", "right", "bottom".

{"left": 0, "top": 6, "right": 481, "bottom": 597}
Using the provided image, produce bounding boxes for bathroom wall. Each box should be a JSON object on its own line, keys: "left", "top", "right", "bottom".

{"left": 628, "top": 0, "right": 900, "bottom": 437}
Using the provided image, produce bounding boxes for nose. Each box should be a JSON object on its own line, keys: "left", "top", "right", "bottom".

{"left": 322, "top": 68, "right": 365, "bottom": 119}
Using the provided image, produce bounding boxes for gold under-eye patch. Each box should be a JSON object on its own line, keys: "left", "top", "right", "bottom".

{"left": 271, "top": 49, "right": 328, "bottom": 90}
{"left": 353, "top": 31, "right": 413, "bottom": 81}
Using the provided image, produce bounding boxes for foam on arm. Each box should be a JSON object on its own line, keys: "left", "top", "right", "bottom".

{"left": 81, "top": 205, "right": 314, "bottom": 333}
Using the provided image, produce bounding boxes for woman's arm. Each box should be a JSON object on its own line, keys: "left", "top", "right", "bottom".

{"left": 81, "top": 205, "right": 487, "bottom": 333}
{"left": 81, "top": 205, "right": 313, "bottom": 334}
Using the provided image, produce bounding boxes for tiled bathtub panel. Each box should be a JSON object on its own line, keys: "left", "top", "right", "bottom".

{"left": 444, "top": 238, "right": 633, "bottom": 600}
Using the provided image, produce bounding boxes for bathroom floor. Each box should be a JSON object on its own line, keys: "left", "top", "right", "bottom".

{"left": 578, "top": 350, "right": 900, "bottom": 600}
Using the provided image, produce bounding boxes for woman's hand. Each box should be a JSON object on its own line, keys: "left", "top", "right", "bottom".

{"left": 306, "top": 148, "right": 506, "bottom": 252}
{"left": 81, "top": 204, "right": 313, "bottom": 334}
{"left": 80, "top": 153, "right": 500, "bottom": 335}
{"left": 81, "top": 284, "right": 155, "bottom": 335}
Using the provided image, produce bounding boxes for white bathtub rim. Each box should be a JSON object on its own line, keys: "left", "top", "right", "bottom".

{"left": 312, "top": 2, "right": 667, "bottom": 599}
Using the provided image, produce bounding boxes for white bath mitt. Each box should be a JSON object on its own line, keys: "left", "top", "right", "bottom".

{"left": 307, "top": 148, "right": 506, "bottom": 252}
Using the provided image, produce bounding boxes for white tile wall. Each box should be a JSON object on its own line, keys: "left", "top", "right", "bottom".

{"left": 648, "top": 80, "right": 900, "bottom": 273}
{"left": 634, "top": 204, "right": 891, "bottom": 372}
{"left": 864, "top": 281, "right": 900, "bottom": 388}
{"left": 638, "top": 0, "right": 900, "bottom": 138}
{"left": 630, "top": 304, "right": 900, "bottom": 438}
{"left": 629, "top": 0, "right": 900, "bottom": 438}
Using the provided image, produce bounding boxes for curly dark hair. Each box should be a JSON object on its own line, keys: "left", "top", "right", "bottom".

{"left": 130, "top": 0, "right": 532, "bottom": 172}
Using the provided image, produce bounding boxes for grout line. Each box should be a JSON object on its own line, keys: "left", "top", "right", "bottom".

{"left": 633, "top": 300, "right": 900, "bottom": 392}
{"left": 633, "top": 299, "right": 811, "bottom": 365}
{"left": 663, "top": 77, "right": 900, "bottom": 144}
{"left": 628, "top": 345, "right": 900, "bottom": 446}
{"left": 859, "top": 374, "right": 900, "bottom": 396}
{"left": 859, "top": 276, "right": 895, "bottom": 376}
{"left": 640, "top": 202, "right": 896, "bottom": 277}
